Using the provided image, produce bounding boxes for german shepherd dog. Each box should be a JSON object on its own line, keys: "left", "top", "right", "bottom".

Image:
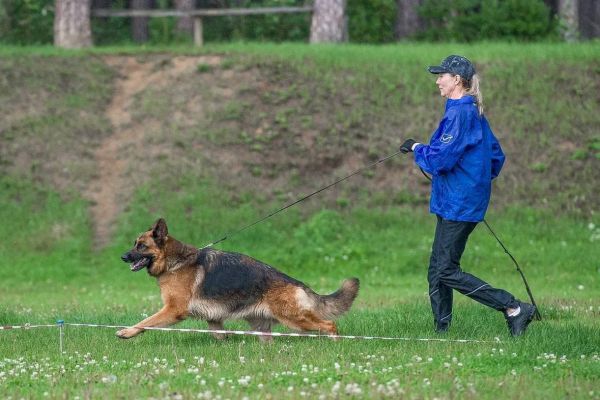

{"left": 118, "top": 218, "right": 359, "bottom": 341}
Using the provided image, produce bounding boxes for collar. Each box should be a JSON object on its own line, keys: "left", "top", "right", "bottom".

{"left": 445, "top": 95, "right": 476, "bottom": 111}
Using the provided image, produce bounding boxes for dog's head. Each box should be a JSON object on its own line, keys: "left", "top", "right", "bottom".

{"left": 121, "top": 218, "right": 169, "bottom": 274}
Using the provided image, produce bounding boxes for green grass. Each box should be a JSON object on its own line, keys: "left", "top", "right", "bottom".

{"left": 2, "top": 43, "right": 599, "bottom": 214}
{"left": 1, "top": 177, "right": 599, "bottom": 399}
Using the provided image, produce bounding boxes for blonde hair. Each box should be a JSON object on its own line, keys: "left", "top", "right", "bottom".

{"left": 462, "top": 74, "right": 484, "bottom": 115}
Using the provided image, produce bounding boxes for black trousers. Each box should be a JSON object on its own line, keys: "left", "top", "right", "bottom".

{"left": 428, "top": 215, "right": 518, "bottom": 330}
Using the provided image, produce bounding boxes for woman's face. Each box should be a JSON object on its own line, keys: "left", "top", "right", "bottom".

{"left": 435, "top": 73, "right": 463, "bottom": 99}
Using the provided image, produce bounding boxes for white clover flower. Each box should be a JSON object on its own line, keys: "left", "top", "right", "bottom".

{"left": 237, "top": 376, "right": 250, "bottom": 386}
{"left": 332, "top": 381, "right": 341, "bottom": 393}
{"left": 345, "top": 383, "right": 362, "bottom": 395}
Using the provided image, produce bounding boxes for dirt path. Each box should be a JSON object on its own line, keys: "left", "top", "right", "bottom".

{"left": 84, "top": 55, "right": 221, "bottom": 249}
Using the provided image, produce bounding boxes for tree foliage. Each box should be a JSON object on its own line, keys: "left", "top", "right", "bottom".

{"left": 0, "top": 0, "right": 54, "bottom": 45}
{"left": 417, "top": 0, "right": 559, "bottom": 41}
{"left": 347, "top": 0, "right": 396, "bottom": 43}
{"left": 0, "top": 0, "right": 563, "bottom": 45}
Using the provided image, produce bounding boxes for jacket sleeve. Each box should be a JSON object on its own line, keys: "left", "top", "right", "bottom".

{"left": 490, "top": 132, "right": 505, "bottom": 179}
{"left": 413, "top": 110, "right": 477, "bottom": 176}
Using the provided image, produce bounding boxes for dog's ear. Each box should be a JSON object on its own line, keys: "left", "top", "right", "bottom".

{"left": 151, "top": 218, "right": 168, "bottom": 247}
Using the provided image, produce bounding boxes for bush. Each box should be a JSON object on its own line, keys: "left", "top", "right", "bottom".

{"left": 0, "top": 0, "right": 54, "bottom": 45}
{"left": 418, "top": 0, "right": 559, "bottom": 41}
{"left": 347, "top": 0, "right": 396, "bottom": 43}
{"left": 202, "top": 0, "right": 310, "bottom": 43}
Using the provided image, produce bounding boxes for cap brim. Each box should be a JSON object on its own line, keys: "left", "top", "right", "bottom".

{"left": 427, "top": 66, "right": 448, "bottom": 74}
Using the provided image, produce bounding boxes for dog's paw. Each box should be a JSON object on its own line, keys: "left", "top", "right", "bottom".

{"left": 116, "top": 327, "right": 142, "bottom": 339}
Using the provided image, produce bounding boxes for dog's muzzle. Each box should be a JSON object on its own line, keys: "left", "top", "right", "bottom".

{"left": 121, "top": 251, "right": 153, "bottom": 272}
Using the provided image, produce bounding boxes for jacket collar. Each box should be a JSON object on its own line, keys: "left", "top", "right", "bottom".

{"left": 445, "top": 95, "right": 476, "bottom": 111}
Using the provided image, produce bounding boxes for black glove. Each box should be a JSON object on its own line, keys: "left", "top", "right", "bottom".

{"left": 400, "top": 139, "right": 417, "bottom": 154}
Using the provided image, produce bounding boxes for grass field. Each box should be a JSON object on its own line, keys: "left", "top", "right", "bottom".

{"left": 1, "top": 42, "right": 599, "bottom": 398}
{"left": 1, "top": 176, "right": 599, "bottom": 399}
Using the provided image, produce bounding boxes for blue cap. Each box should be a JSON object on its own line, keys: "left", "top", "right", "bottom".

{"left": 428, "top": 55, "right": 475, "bottom": 80}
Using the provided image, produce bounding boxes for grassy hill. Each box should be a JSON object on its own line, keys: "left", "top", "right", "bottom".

{"left": 1, "top": 44, "right": 599, "bottom": 224}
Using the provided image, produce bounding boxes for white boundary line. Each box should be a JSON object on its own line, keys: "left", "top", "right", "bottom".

{"left": 0, "top": 322, "right": 500, "bottom": 343}
{"left": 0, "top": 324, "right": 57, "bottom": 330}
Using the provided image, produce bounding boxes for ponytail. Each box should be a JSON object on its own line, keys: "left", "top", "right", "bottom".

{"left": 463, "top": 74, "right": 484, "bottom": 116}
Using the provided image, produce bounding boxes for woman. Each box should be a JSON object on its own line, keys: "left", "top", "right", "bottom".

{"left": 400, "top": 55, "right": 535, "bottom": 337}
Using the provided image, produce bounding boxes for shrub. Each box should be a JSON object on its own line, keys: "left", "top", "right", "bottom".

{"left": 417, "top": 0, "right": 559, "bottom": 41}
{"left": 347, "top": 0, "right": 396, "bottom": 43}
{"left": 0, "top": 0, "right": 54, "bottom": 45}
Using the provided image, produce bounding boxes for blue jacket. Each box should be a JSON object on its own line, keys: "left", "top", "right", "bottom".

{"left": 413, "top": 95, "right": 505, "bottom": 222}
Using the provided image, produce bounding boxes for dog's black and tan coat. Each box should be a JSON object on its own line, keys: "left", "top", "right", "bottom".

{"left": 118, "top": 218, "right": 359, "bottom": 341}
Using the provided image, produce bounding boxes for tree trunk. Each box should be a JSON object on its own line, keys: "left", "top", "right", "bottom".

{"left": 394, "top": 0, "right": 423, "bottom": 40}
{"left": 310, "top": 0, "right": 347, "bottom": 43}
{"left": 131, "top": 0, "right": 152, "bottom": 43}
{"left": 578, "top": 0, "right": 600, "bottom": 39}
{"left": 54, "top": 0, "right": 93, "bottom": 48}
{"left": 559, "top": 0, "right": 579, "bottom": 41}
{"left": 175, "top": 0, "right": 194, "bottom": 35}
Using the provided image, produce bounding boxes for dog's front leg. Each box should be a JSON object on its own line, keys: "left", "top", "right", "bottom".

{"left": 117, "top": 306, "right": 186, "bottom": 339}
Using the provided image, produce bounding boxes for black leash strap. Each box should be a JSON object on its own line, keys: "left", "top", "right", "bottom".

{"left": 201, "top": 149, "right": 403, "bottom": 249}
{"left": 482, "top": 220, "right": 542, "bottom": 320}
{"left": 418, "top": 167, "right": 541, "bottom": 321}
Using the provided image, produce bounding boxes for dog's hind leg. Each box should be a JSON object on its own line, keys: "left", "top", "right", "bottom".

{"left": 207, "top": 320, "right": 227, "bottom": 340}
{"left": 267, "top": 285, "right": 339, "bottom": 338}
{"left": 276, "top": 310, "right": 338, "bottom": 338}
{"left": 246, "top": 318, "right": 274, "bottom": 343}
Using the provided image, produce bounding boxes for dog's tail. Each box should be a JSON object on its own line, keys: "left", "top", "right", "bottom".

{"left": 316, "top": 278, "right": 360, "bottom": 319}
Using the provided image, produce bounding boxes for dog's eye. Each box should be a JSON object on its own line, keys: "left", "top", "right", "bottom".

{"left": 137, "top": 243, "right": 147, "bottom": 251}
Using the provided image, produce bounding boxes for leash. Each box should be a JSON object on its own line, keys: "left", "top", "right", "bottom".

{"left": 197, "top": 145, "right": 540, "bottom": 321}
{"left": 201, "top": 149, "right": 403, "bottom": 248}
{"left": 417, "top": 167, "right": 542, "bottom": 321}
